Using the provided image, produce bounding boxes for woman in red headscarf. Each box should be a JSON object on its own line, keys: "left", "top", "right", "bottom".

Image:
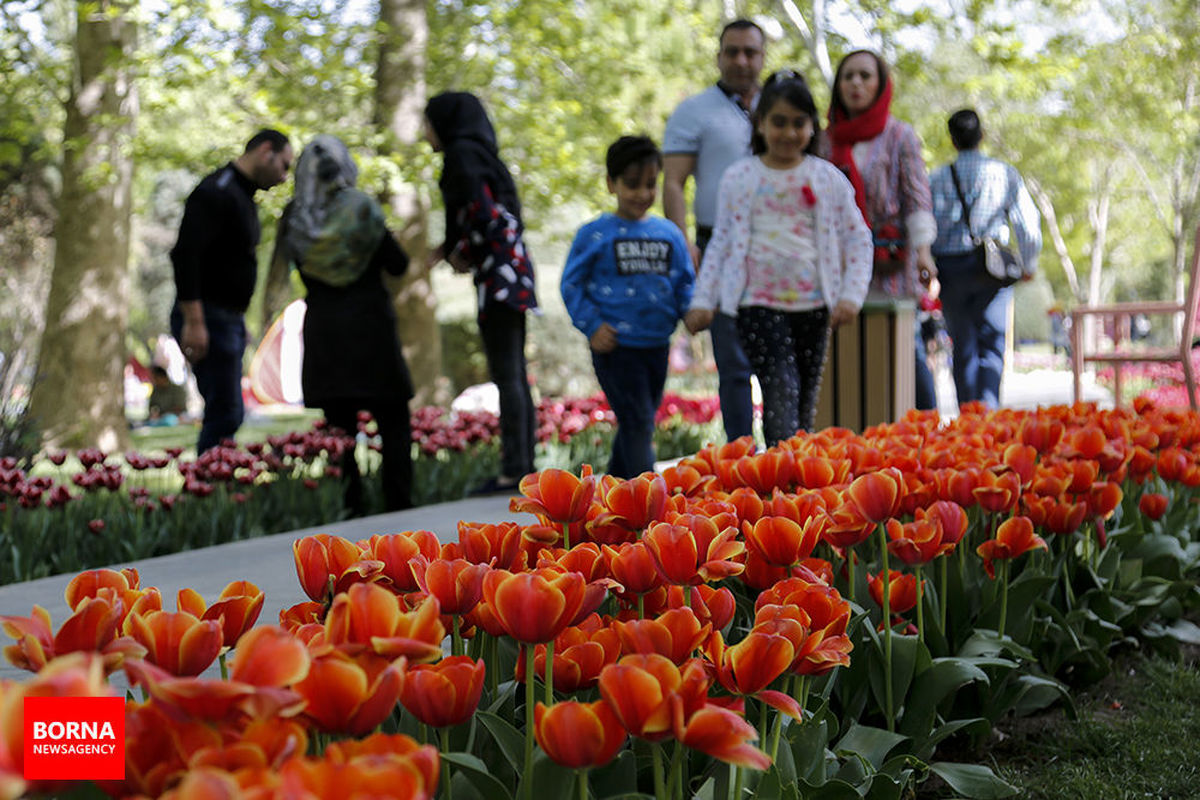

{"left": 828, "top": 50, "right": 939, "bottom": 411}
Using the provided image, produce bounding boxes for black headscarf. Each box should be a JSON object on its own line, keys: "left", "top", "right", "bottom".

{"left": 425, "top": 91, "right": 522, "bottom": 248}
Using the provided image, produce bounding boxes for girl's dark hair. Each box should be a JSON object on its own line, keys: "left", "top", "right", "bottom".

{"left": 606, "top": 135, "right": 662, "bottom": 179}
{"left": 830, "top": 49, "right": 890, "bottom": 118}
{"left": 750, "top": 70, "right": 822, "bottom": 157}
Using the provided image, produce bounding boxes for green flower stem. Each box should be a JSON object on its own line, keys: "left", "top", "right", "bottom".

{"left": 637, "top": 594, "right": 645, "bottom": 620}
{"left": 877, "top": 522, "right": 894, "bottom": 732}
{"left": 915, "top": 565, "right": 925, "bottom": 646}
{"left": 563, "top": 520, "right": 571, "bottom": 551}
{"left": 545, "top": 640, "right": 555, "bottom": 706}
{"left": 846, "top": 548, "right": 856, "bottom": 604}
{"left": 667, "top": 741, "right": 685, "bottom": 800}
{"left": 732, "top": 765, "right": 744, "bottom": 800}
{"left": 440, "top": 726, "right": 454, "bottom": 800}
{"left": 577, "top": 769, "right": 589, "bottom": 800}
{"left": 998, "top": 560, "right": 1010, "bottom": 636}
{"left": 451, "top": 615, "right": 463, "bottom": 657}
{"left": 769, "top": 702, "right": 785, "bottom": 762}
{"left": 523, "top": 643, "right": 536, "bottom": 800}
{"left": 652, "top": 742, "right": 667, "bottom": 800}
{"left": 939, "top": 557, "right": 949, "bottom": 632}
{"left": 219, "top": 651, "right": 228, "bottom": 681}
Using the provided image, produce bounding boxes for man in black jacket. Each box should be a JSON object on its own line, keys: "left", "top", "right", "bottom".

{"left": 170, "top": 129, "right": 292, "bottom": 452}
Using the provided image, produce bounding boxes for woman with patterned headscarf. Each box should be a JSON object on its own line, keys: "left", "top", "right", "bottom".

{"left": 277, "top": 134, "right": 414, "bottom": 512}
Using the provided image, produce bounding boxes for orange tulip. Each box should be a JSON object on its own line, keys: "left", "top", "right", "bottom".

{"left": 643, "top": 518, "right": 745, "bottom": 586}
{"left": 972, "top": 469, "right": 1022, "bottom": 515}
{"left": 664, "top": 584, "right": 736, "bottom": 631}
{"left": 758, "top": 587, "right": 853, "bottom": 677}
{"left": 597, "top": 654, "right": 710, "bottom": 741}
{"left": 742, "top": 514, "right": 825, "bottom": 567}
{"left": 294, "top": 650, "right": 404, "bottom": 736}
{"left": 3, "top": 598, "right": 146, "bottom": 674}
{"left": 1002, "top": 443, "right": 1038, "bottom": 487}
{"left": 125, "top": 609, "right": 223, "bottom": 676}
{"left": 603, "top": 542, "right": 664, "bottom": 599}
{"left": 523, "top": 614, "right": 621, "bottom": 692}
{"left": 821, "top": 505, "right": 875, "bottom": 550}
{"left": 591, "top": 472, "right": 669, "bottom": 534}
{"left": 1087, "top": 481, "right": 1123, "bottom": 520}
{"left": 885, "top": 517, "right": 951, "bottom": 566}
{"left": 414, "top": 558, "right": 489, "bottom": 617}
{"left": 510, "top": 467, "right": 597, "bottom": 525}
{"left": 64, "top": 568, "right": 152, "bottom": 619}
{"left": 845, "top": 468, "right": 904, "bottom": 523}
{"left": 976, "top": 516, "right": 1047, "bottom": 579}
{"left": 660, "top": 462, "right": 718, "bottom": 497}
{"left": 176, "top": 580, "right": 265, "bottom": 649}
{"left": 293, "top": 533, "right": 380, "bottom": 604}
{"left": 535, "top": 700, "right": 627, "bottom": 770}
{"left": 732, "top": 449, "right": 795, "bottom": 495}
{"left": 398, "top": 655, "right": 485, "bottom": 728}
{"left": 918, "top": 500, "right": 969, "bottom": 546}
{"left": 323, "top": 584, "right": 445, "bottom": 664}
{"left": 867, "top": 570, "right": 919, "bottom": 615}
{"left": 793, "top": 455, "right": 849, "bottom": 488}
{"left": 1139, "top": 492, "right": 1169, "bottom": 521}
{"left": 456, "top": 520, "right": 526, "bottom": 571}
{"left": 1019, "top": 415, "right": 1065, "bottom": 454}
{"left": 710, "top": 630, "right": 801, "bottom": 719}
{"left": 676, "top": 704, "right": 771, "bottom": 770}
{"left": 1026, "top": 496, "right": 1088, "bottom": 536}
{"left": 280, "top": 746, "right": 436, "bottom": 799}
{"left": 361, "top": 531, "right": 441, "bottom": 592}
{"left": 482, "top": 568, "right": 588, "bottom": 644}
{"left": 613, "top": 607, "right": 710, "bottom": 664}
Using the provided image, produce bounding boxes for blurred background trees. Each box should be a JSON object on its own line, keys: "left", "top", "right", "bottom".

{"left": 2, "top": 0, "right": 1198, "bottom": 447}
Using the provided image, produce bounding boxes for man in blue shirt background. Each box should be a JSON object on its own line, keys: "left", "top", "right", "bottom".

{"left": 930, "top": 109, "right": 1042, "bottom": 410}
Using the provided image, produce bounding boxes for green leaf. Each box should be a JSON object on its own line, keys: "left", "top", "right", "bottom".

{"left": 796, "top": 778, "right": 866, "bottom": 800}
{"left": 834, "top": 723, "right": 908, "bottom": 770}
{"left": 927, "top": 762, "right": 1019, "bottom": 799}
{"left": 476, "top": 711, "right": 525, "bottom": 773}
{"left": 899, "top": 657, "right": 990, "bottom": 739}
{"left": 591, "top": 749, "right": 639, "bottom": 799}
{"left": 522, "top": 751, "right": 576, "bottom": 799}
{"left": 441, "top": 752, "right": 513, "bottom": 800}
{"left": 1166, "top": 618, "right": 1200, "bottom": 645}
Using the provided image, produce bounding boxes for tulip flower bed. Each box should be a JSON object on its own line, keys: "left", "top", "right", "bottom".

{"left": 0, "top": 393, "right": 720, "bottom": 584}
{"left": 3, "top": 400, "right": 1200, "bottom": 799}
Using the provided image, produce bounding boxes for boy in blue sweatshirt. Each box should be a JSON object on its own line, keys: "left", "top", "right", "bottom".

{"left": 561, "top": 135, "right": 695, "bottom": 478}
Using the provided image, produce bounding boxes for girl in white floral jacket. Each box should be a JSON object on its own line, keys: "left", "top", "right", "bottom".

{"left": 685, "top": 70, "right": 872, "bottom": 444}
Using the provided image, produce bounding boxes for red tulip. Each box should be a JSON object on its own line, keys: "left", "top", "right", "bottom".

{"left": 510, "top": 467, "right": 597, "bottom": 526}
{"left": 867, "top": 570, "right": 919, "bottom": 615}
{"left": 613, "top": 607, "right": 710, "bottom": 664}
{"left": 175, "top": 580, "right": 265, "bottom": 649}
{"left": 597, "top": 654, "right": 710, "bottom": 741}
{"left": 976, "top": 516, "right": 1047, "bottom": 579}
{"left": 676, "top": 704, "right": 771, "bottom": 770}
{"left": 742, "top": 514, "right": 824, "bottom": 568}
{"left": 293, "top": 534, "right": 380, "bottom": 604}
{"left": 482, "top": 568, "right": 588, "bottom": 644}
{"left": 294, "top": 650, "right": 405, "bottom": 736}
{"left": 535, "top": 700, "right": 627, "bottom": 770}
{"left": 1139, "top": 492, "right": 1169, "bottom": 521}
{"left": 885, "top": 517, "right": 951, "bottom": 566}
{"left": 361, "top": 531, "right": 441, "bottom": 592}
{"left": 414, "top": 558, "right": 489, "bottom": 617}
{"left": 398, "top": 656, "right": 485, "bottom": 728}
{"left": 125, "top": 609, "right": 223, "bottom": 676}
{"left": 323, "top": 584, "right": 445, "bottom": 664}
{"left": 590, "top": 472, "right": 669, "bottom": 535}
{"left": 845, "top": 468, "right": 904, "bottom": 523}
{"left": 457, "top": 521, "right": 526, "bottom": 571}
{"left": 643, "top": 518, "right": 745, "bottom": 586}
{"left": 523, "top": 614, "right": 621, "bottom": 692}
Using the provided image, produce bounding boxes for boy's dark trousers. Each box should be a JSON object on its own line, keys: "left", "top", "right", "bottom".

{"left": 591, "top": 344, "right": 669, "bottom": 479}
{"left": 171, "top": 302, "right": 246, "bottom": 454}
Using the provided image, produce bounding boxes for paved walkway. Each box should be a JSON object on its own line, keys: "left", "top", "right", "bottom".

{"left": 0, "top": 367, "right": 1111, "bottom": 682}
{"left": 0, "top": 494, "right": 524, "bottom": 682}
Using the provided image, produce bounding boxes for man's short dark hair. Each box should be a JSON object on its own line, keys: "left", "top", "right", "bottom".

{"left": 719, "top": 19, "right": 765, "bottom": 47}
{"left": 606, "top": 135, "right": 662, "bottom": 179}
{"left": 244, "top": 129, "right": 290, "bottom": 154}
{"left": 948, "top": 109, "right": 983, "bottom": 150}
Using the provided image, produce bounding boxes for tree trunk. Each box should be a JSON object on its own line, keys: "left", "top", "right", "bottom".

{"left": 1026, "top": 177, "right": 1080, "bottom": 301}
{"left": 28, "top": 0, "right": 137, "bottom": 451}
{"left": 374, "top": 0, "right": 447, "bottom": 407}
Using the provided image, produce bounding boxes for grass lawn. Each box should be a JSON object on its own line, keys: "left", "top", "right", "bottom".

{"left": 127, "top": 407, "right": 322, "bottom": 455}
{"left": 925, "top": 651, "right": 1200, "bottom": 799}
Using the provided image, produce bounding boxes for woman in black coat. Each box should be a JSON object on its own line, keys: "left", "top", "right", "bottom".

{"left": 278, "top": 134, "right": 413, "bottom": 512}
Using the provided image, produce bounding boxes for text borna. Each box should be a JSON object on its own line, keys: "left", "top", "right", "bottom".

{"left": 32, "top": 720, "right": 117, "bottom": 740}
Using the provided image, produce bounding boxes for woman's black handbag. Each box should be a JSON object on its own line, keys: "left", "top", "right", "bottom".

{"left": 950, "top": 165, "right": 1023, "bottom": 288}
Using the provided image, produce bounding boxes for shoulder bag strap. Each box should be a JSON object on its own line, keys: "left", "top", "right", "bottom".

{"left": 949, "top": 164, "right": 980, "bottom": 244}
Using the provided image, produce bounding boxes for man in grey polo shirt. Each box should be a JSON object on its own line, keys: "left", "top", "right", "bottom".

{"left": 663, "top": 19, "right": 764, "bottom": 443}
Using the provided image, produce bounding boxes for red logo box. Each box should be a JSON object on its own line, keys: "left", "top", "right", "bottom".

{"left": 23, "top": 696, "right": 125, "bottom": 780}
